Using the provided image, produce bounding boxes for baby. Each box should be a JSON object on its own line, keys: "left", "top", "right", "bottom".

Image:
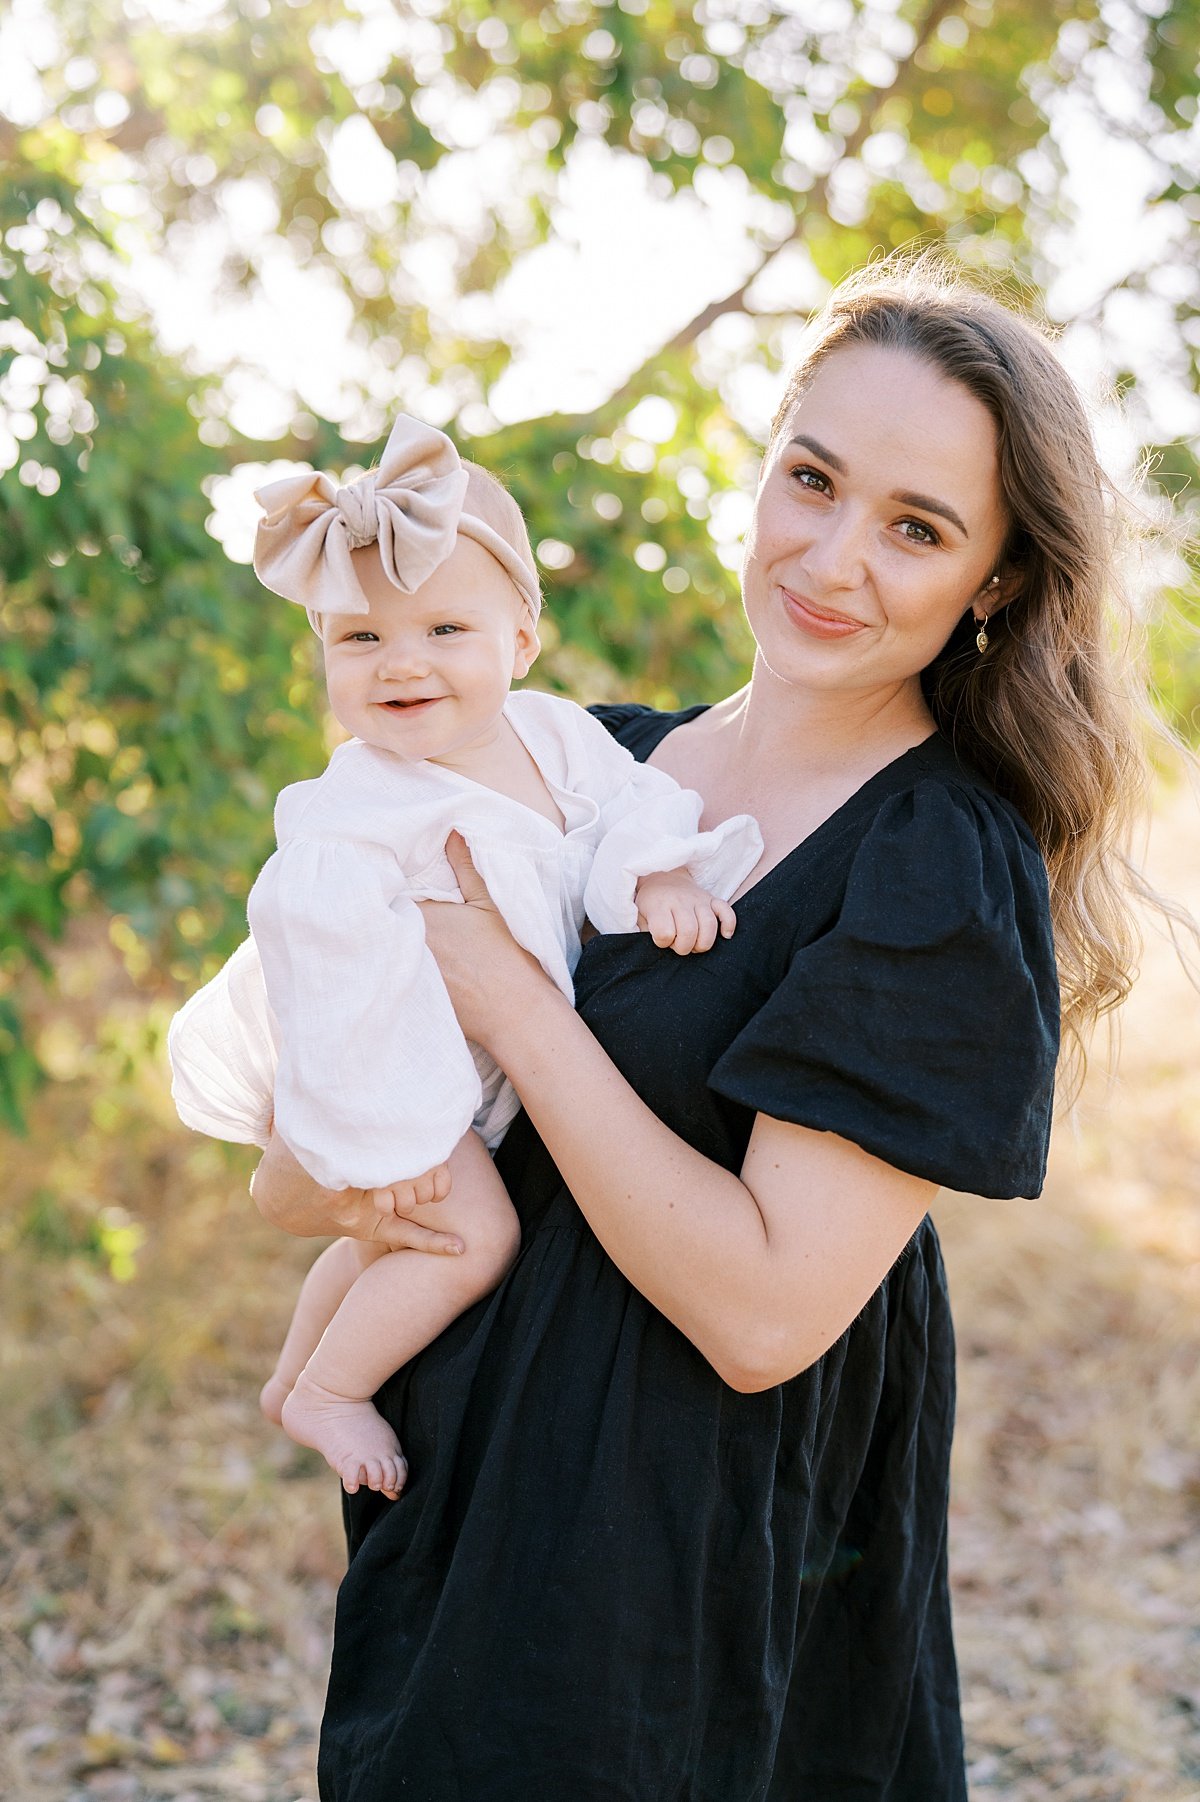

{"left": 168, "top": 414, "right": 761, "bottom": 1501}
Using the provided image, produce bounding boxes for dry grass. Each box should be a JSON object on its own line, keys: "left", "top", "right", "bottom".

{"left": 2, "top": 791, "right": 1198, "bottom": 1801}
{"left": 940, "top": 783, "right": 1200, "bottom": 1801}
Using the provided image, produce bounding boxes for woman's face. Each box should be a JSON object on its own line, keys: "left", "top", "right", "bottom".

{"left": 742, "top": 343, "right": 1010, "bottom": 696}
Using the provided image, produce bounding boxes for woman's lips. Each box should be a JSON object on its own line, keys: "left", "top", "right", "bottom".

{"left": 781, "top": 586, "right": 867, "bottom": 639}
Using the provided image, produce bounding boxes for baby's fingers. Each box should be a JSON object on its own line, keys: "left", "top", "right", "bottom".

{"left": 668, "top": 906, "right": 699, "bottom": 956}
{"left": 714, "top": 898, "right": 737, "bottom": 939}
{"left": 369, "top": 1185, "right": 398, "bottom": 1219}
{"left": 645, "top": 905, "right": 677, "bottom": 949}
{"left": 691, "top": 905, "right": 719, "bottom": 955}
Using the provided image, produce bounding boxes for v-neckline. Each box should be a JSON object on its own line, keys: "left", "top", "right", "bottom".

{"left": 401, "top": 699, "right": 582, "bottom": 841}
{"left": 641, "top": 704, "right": 944, "bottom": 909}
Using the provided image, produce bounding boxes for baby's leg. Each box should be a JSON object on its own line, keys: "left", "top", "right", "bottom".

{"left": 261, "top": 1236, "right": 385, "bottom": 1426}
{"left": 281, "top": 1129, "right": 520, "bottom": 1500}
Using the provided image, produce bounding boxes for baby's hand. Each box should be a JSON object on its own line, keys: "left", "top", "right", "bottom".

{"left": 634, "top": 867, "right": 737, "bottom": 956}
{"left": 369, "top": 1161, "right": 452, "bottom": 1220}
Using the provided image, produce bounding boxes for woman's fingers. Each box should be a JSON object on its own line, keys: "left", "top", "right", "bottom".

{"left": 372, "top": 1214, "right": 464, "bottom": 1256}
{"left": 444, "top": 830, "right": 497, "bottom": 909}
{"left": 419, "top": 837, "right": 549, "bottom": 1047}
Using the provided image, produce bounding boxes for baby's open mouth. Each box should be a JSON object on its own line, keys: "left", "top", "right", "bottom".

{"left": 381, "top": 697, "right": 441, "bottom": 709}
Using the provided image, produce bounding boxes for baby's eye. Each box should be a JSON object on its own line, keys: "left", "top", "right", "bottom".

{"left": 789, "top": 465, "right": 831, "bottom": 493}
{"left": 345, "top": 630, "right": 378, "bottom": 643}
{"left": 897, "top": 519, "right": 940, "bottom": 547}
{"left": 431, "top": 623, "right": 463, "bottom": 636}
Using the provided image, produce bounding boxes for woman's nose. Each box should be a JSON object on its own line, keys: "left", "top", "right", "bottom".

{"left": 800, "top": 508, "right": 868, "bottom": 593}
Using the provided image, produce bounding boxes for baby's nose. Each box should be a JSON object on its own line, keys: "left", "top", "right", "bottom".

{"left": 377, "top": 641, "right": 430, "bottom": 677}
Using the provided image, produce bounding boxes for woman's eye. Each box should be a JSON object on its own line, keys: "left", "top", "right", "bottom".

{"left": 898, "top": 519, "right": 940, "bottom": 546}
{"left": 789, "top": 465, "right": 830, "bottom": 493}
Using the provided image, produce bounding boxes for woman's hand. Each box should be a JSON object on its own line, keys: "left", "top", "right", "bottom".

{"left": 418, "top": 831, "right": 548, "bottom": 1048}
{"left": 252, "top": 1131, "right": 465, "bottom": 1255}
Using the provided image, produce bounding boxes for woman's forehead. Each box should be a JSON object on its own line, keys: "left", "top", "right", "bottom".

{"left": 775, "top": 343, "right": 1002, "bottom": 514}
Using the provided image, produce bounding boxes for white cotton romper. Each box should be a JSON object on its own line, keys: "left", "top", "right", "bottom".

{"left": 167, "top": 688, "right": 762, "bottom": 1192}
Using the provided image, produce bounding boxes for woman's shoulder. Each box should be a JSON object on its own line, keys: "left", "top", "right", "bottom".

{"left": 710, "top": 734, "right": 1060, "bottom": 1200}
{"left": 849, "top": 733, "right": 1051, "bottom": 922}
{"left": 586, "top": 701, "right": 710, "bottom": 762}
{"left": 741, "top": 731, "right": 1052, "bottom": 954}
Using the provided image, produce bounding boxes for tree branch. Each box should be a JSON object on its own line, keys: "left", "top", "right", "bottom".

{"left": 571, "top": 0, "right": 962, "bottom": 424}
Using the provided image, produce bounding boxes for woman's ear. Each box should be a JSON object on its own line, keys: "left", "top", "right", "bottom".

{"left": 979, "top": 568, "right": 1022, "bottom": 617}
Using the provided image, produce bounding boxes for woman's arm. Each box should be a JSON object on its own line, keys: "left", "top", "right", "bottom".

{"left": 251, "top": 1131, "right": 466, "bottom": 1256}
{"left": 422, "top": 837, "right": 935, "bottom": 1392}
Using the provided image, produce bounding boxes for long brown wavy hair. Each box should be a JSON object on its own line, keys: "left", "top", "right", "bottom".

{"left": 768, "top": 253, "right": 1194, "bottom": 1088}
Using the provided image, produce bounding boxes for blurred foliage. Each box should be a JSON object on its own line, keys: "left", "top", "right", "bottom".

{"left": 1, "top": 0, "right": 1198, "bottom": 1126}
{"left": 0, "top": 174, "right": 326, "bottom": 1128}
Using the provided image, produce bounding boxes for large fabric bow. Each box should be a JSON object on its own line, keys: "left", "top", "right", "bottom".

{"left": 252, "top": 414, "right": 539, "bottom": 622}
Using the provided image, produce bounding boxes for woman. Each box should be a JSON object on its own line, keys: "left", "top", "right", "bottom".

{"left": 254, "top": 260, "right": 1153, "bottom": 1799}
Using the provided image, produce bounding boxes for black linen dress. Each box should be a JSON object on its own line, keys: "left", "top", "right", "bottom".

{"left": 318, "top": 705, "right": 1059, "bottom": 1802}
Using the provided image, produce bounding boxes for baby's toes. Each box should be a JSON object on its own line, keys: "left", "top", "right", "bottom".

{"left": 338, "top": 1457, "right": 368, "bottom": 1496}
{"left": 356, "top": 1457, "right": 385, "bottom": 1493}
{"left": 381, "top": 1457, "right": 408, "bottom": 1501}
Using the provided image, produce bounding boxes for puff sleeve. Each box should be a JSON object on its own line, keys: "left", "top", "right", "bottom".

{"left": 582, "top": 759, "right": 763, "bottom": 934}
{"left": 167, "top": 934, "right": 279, "bottom": 1149}
{"left": 707, "top": 781, "right": 1059, "bottom": 1198}
{"left": 246, "top": 838, "right": 483, "bottom": 1189}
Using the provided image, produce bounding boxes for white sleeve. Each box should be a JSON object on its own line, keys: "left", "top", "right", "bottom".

{"left": 583, "top": 758, "right": 763, "bottom": 935}
{"left": 246, "top": 837, "right": 483, "bottom": 1190}
{"left": 167, "top": 934, "right": 279, "bottom": 1149}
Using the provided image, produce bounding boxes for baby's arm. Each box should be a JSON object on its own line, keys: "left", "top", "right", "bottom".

{"left": 634, "top": 867, "right": 738, "bottom": 955}
{"left": 569, "top": 710, "right": 763, "bottom": 940}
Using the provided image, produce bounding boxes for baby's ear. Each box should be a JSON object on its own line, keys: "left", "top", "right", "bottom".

{"left": 512, "top": 612, "right": 541, "bottom": 680}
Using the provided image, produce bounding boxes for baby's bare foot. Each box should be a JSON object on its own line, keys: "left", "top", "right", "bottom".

{"left": 259, "top": 1373, "right": 292, "bottom": 1427}
{"left": 281, "top": 1369, "right": 408, "bottom": 1501}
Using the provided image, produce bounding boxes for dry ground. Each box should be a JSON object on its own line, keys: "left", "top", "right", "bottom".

{"left": 1, "top": 791, "right": 1197, "bottom": 1802}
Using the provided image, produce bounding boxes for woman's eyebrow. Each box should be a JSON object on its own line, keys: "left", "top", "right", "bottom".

{"left": 890, "top": 490, "right": 968, "bottom": 537}
{"left": 787, "top": 433, "right": 969, "bottom": 538}
{"left": 786, "top": 433, "right": 846, "bottom": 473}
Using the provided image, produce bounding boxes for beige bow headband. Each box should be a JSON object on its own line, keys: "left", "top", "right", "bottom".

{"left": 252, "top": 414, "right": 541, "bottom": 629}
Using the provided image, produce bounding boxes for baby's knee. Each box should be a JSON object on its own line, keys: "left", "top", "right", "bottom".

{"left": 466, "top": 1194, "right": 521, "bottom": 1287}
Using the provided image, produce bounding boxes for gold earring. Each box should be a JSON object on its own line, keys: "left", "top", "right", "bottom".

{"left": 975, "top": 575, "right": 1000, "bottom": 653}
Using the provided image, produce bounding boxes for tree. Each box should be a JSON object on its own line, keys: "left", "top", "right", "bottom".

{"left": 2, "top": 0, "right": 1197, "bottom": 1123}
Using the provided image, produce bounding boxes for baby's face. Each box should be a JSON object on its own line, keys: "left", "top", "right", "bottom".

{"left": 321, "top": 536, "right": 539, "bottom": 767}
